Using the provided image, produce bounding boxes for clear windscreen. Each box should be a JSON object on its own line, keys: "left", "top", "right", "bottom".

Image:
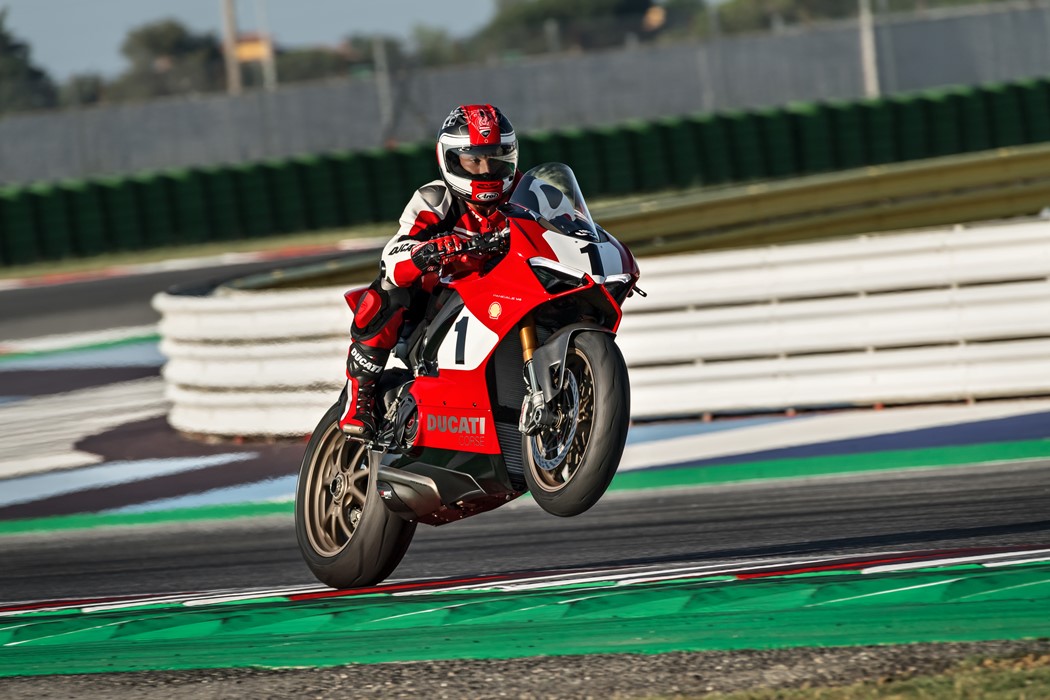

{"left": 506, "top": 163, "right": 600, "bottom": 241}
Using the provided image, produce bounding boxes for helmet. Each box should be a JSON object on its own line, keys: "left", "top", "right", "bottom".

{"left": 436, "top": 104, "right": 518, "bottom": 205}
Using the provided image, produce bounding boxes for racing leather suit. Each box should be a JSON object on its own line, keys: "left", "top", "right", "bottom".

{"left": 339, "top": 173, "right": 522, "bottom": 436}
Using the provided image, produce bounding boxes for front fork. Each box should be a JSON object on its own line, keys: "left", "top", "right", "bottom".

{"left": 518, "top": 315, "right": 557, "bottom": 436}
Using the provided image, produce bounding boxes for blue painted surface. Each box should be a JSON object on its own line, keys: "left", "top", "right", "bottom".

{"left": 650, "top": 410, "right": 1050, "bottom": 471}
{"left": 106, "top": 476, "right": 298, "bottom": 514}
{"left": 626, "top": 416, "right": 793, "bottom": 444}
{"left": 0, "top": 342, "right": 166, "bottom": 371}
{"left": 0, "top": 454, "right": 256, "bottom": 508}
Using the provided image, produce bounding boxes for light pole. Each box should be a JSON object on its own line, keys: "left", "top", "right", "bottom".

{"left": 221, "top": 0, "right": 243, "bottom": 95}
{"left": 859, "top": 0, "right": 881, "bottom": 98}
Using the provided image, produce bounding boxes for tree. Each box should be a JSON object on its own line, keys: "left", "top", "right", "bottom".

{"left": 713, "top": 0, "right": 1013, "bottom": 35}
{"left": 0, "top": 9, "right": 57, "bottom": 115}
{"left": 273, "top": 47, "right": 352, "bottom": 84}
{"left": 475, "top": 0, "right": 657, "bottom": 55}
{"left": 60, "top": 73, "right": 106, "bottom": 108}
{"left": 412, "top": 25, "right": 467, "bottom": 68}
{"left": 106, "top": 19, "right": 225, "bottom": 100}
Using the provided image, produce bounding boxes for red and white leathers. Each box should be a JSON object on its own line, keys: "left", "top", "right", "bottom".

{"left": 338, "top": 173, "right": 523, "bottom": 438}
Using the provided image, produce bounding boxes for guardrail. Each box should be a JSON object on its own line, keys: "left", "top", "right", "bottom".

{"left": 154, "top": 217, "right": 1050, "bottom": 437}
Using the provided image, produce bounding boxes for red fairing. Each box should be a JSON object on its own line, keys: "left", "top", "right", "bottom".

{"left": 408, "top": 213, "right": 630, "bottom": 456}
{"left": 411, "top": 369, "right": 499, "bottom": 453}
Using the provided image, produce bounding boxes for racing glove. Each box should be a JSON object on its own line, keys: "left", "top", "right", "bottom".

{"left": 411, "top": 234, "right": 469, "bottom": 270}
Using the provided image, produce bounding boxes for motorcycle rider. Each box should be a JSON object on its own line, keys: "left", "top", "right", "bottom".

{"left": 339, "top": 104, "right": 522, "bottom": 439}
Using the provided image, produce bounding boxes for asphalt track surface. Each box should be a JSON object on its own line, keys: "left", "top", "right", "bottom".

{"left": 3, "top": 458, "right": 1050, "bottom": 604}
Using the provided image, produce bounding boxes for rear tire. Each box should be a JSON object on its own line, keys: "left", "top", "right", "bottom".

{"left": 523, "top": 332, "right": 630, "bottom": 517}
{"left": 294, "top": 403, "right": 416, "bottom": 588}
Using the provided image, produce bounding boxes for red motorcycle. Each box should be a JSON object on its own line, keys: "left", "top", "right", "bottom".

{"left": 295, "top": 163, "right": 642, "bottom": 588}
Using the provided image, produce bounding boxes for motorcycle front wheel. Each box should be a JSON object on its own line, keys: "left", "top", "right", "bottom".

{"left": 523, "top": 331, "right": 630, "bottom": 517}
{"left": 294, "top": 403, "right": 416, "bottom": 588}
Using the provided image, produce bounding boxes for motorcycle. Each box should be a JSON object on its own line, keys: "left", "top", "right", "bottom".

{"left": 294, "top": 163, "right": 642, "bottom": 588}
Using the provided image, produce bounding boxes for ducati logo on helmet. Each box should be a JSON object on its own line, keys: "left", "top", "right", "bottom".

{"left": 467, "top": 106, "right": 497, "bottom": 142}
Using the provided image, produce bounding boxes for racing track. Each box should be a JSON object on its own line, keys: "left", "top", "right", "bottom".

{"left": 3, "top": 460, "right": 1050, "bottom": 603}
{"left": 2, "top": 262, "right": 1050, "bottom": 694}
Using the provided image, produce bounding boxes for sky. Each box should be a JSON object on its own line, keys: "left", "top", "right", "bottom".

{"left": 1, "top": 0, "right": 498, "bottom": 81}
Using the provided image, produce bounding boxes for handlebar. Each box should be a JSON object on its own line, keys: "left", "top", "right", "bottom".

{"left": 415, "top": 230, "right": 508, "bottom": 267}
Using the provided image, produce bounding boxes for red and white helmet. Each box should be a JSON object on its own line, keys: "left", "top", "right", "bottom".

{"left": 436, "top": 104, "right": 518, "bottom": 206}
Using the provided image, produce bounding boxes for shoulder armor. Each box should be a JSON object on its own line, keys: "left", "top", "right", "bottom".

{"left": 418, "top": 181, "right": 448, "bottom": 209}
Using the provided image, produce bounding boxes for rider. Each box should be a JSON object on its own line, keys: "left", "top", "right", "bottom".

{"left": 338, "top": 104, "right": 522, "bottom": 439}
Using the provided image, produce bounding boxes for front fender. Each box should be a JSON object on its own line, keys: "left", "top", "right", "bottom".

{"left": 530, "top": 323, "right": 614, "bottom": 402}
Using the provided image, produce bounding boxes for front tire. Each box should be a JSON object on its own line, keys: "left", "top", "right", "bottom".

{"left": 523, "top": 332, "right": 630, "bottom": 517}
{"left": 294, "top": 403, "right": 416, "bottom": 588}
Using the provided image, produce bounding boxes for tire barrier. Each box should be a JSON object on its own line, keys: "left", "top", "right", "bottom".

{"left": 5, "top": 75, "right": 1050, "bottom": 268}
{"left": 154, "top": 218, "right": 1050, "bottom": 437}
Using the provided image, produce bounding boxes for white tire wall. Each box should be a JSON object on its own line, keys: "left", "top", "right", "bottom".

{"left": 153, "top": 220, "right": 1050, "bottom": 437}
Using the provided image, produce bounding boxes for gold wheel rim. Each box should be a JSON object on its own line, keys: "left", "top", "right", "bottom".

{"left": 304, "top": 424, "right": 370, "bottom": 557}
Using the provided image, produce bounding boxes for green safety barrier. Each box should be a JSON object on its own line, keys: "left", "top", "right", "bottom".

{"left": 559, "top": 128, "right": 603, "bottom": 195}
{"left": 331, "top": 151, "right": 375, "bottom": 225}
{"left": 100, "top": 177, "right": 142, "bottom": 251}
{"left": 65, "top": 181, "right": 108, "bottom": 257}
{"left": 628, "top": 122, "right": 669, "bottom": 191}
{"left": 693, "top": 113, "right": 732, "bottom": 184}
{"left": 756, "top": 108, "right": 797, "bottom": 178}
{"left": 266, "top": 160, "right": 308, "bottom": 234}
{"left": 200, "top": 166, "right": 242, "bottom": 241}
{"left": 296, "top": 155, "right": 341, "bottom": 230}
{"left": 986, "top": 82, "right": 1025, "bottom": 147}
{"left": 0, "top": 188, "right": 37, "bottom": 266}
{"left": 789, "top": 102, "right": 833, "bottom": 173}
{"left": 167, "top": 169, "right": 210, "bottom": 244}
{"left": 959, "top": 88, "right": 992, "bottom": 152}
{"left": 891, "top": 94, "right": 930, "bottom": 162}
{"left": 657, "top": 117, "right": 702, "bottom": 188}
{"left": 5, "top": 74, "right": 1050, "bottom": 268}
{"left": 133, "top": 174, "right": 175, "bottom": 248}
{"left": 828, "top": 101, "right": 866, "bottom": 169}
{"left": 365, "top": 148, "right": 406, "bottom": 221}
{"left": 233, "top": 163, "right": 271, "bottom": 238}
{"left": 924, "top": 89, "right": 961, "bottom": 157}
{"left": 595, "top": 125, "right": 637, "bottom": 195}
{"left": 724, "top": 110, "right": 765, "bottom": 181}
{"left": 30, "top": 184, "right": 74, "bottom": 261}
{"left": 1017, "top": 77, "right": 1050, "bottom": 142}
{"left": 860, "top": 98, "right": 896, "bottom": 164}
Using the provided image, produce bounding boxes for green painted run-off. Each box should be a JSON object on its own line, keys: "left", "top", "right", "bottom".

{"left": 2, "top": 562, "right": 1049, "bottom": 676}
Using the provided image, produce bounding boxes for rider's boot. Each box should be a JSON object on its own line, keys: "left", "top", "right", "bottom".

{"left": 339, "top": 342, "right": 390, "bottom": 440}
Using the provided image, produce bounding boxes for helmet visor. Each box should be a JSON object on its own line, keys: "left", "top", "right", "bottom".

{"left": 445, "top": 143, "right": 517, "bottom": 181}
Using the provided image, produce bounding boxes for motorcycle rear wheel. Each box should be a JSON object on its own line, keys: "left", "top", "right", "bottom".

{"left": 523, "top": 331, "right": 630, "bottom": 517}
{"left": 295, "top": 403, "right": 416, "bottom": 588}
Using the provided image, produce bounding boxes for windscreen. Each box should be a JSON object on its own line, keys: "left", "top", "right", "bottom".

{"left": 506, "top": 163, "right": 600, "bottom": 241}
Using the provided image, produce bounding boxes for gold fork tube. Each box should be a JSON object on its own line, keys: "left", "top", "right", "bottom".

{"left": 519, "top": 315, "right": 538, "bottom": 363}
